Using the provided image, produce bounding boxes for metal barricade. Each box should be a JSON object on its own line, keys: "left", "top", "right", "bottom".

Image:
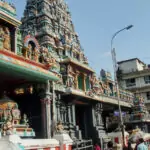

{"left": 72, "top": 139, "right": 93, "bottom": 150}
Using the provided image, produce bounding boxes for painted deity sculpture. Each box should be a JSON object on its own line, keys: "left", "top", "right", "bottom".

{"left": 21, "top": 114, "right": 29, "bottom": 127}
{"left": 0, "top": 25, "right": 4, "bottom": 39}
{"left": 27, "top": 43, "right": 32, "bottom": 59}
{"left": 0, "top": 26, "right": 11, "bottom": 50}
{"left": 40, "top": 47, "right": 50, "bottom": 64}
{"left": 2, "top": 116, "right": 13, "bottom": 136}
{"left": 101, "top": 82, "right": 112, "bottom": 96}
{"left": 33, "top": 47, "right": 39, "bottom": 62}
{"left": 66, "top": 65, "right": 75, "bottom": 88}
{"left": 90, "top": 74, "right": 98, "bottom": 89}
{"left": 90, "top": 74, "right": 103, "bottom": 95}
{"left": 11, "top": 104, "right": 21, "bottom": 124}
{"left": 3, "top": 27, "right": 11, "bottom": 51}
{"left": 66, "top": 76, "right": 74, "bottom": 87}
{"left": 40, "top": 46, "right": 56, "bottom": 68}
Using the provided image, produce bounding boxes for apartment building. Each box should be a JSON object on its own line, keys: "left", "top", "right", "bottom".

{"left": 117, "top": 58, "right": 150, "bottom": 111}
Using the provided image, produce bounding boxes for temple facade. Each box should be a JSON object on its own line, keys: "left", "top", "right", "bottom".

{"left": 0, "top": 0, "right": 135, "bottom": 149}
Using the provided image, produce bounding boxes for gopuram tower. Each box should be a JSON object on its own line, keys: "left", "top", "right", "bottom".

{"left": 21, "top": 0, "right": 87, "bottom": 64}
{"left": 21, "top": 0, "right": 135, "bottom": 149}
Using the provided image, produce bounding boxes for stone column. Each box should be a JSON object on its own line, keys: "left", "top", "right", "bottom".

{"left": 97, "top": 103, "right": 104, "bottom": 127}
{"left": 52, "top": 81, "right": 56, "bottom": 137}
{"left": 75, "top": 71, "right": 80, "bottom": 89}
{"left": 13, "top": 27, "right": 18, "bottom": 54}
{"left": 57, "top": 102, "right": 61, "bottom": 121}
{"left": 83, "top": 73, "right": 87, "bottom": 92}
{"left": 72, "top": 105, "right": 76, "bottom": 126}
{"left": 92, "top": 106, "right": 96, "bottom": 126}
{"left": 68, "top": 105, "right": 72, "bottom": 125}
{"left": 41, "top": 98, "right": 47, "bottom": 138}
{"left": 40, "top": 80, "right": 51, "bottom": 139}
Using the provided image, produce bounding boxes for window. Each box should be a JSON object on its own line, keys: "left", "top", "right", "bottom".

{"left": 78, "top": 74, "right": 84, "bottom": 91}
{"left": 144, "top": 76, "right": 150, "bottom": 84}
{"left": 86, "top": 76, "right": 90, "bottom": 91}
{"left": 146, "top": 92, "right": 150, "bottom": 100}
{"left": 126, "top": 78, "right": 136, "bottom": 87}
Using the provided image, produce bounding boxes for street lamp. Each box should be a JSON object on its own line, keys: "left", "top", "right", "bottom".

{"left": 111, "top": 25, "right": 133, "bottom": 147}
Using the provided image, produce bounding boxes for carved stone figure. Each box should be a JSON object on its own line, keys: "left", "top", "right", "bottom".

{"left": 89, "top": 74, "right": 103, "bottom": 96}
{"left": 27, "top": 43, "right": 32, "bottom": 59}
{"left": 2, "top": 116, "right": 13, "bottom": 136}
{"left": 39, "top": 46, "right": 56, "bottom": 68}
{"left": 67, "top": 65, "right": 75, "bottom": 76}
{"left": 56, "top": 120, "right": 65, "bottom": 134}
{"left": 66, "top": 76, "right": 74, "bottom": 87}
{"left": 3, "top": 27, "right": 11, "bottom": 51}
{"left": 33, "top": 47, "right": 39, "bottom": 62}
{"left": 12, "top": 108, "right": 20, "bottom": 120}
{"left": 101, "top": 82, "right": 112, "bottom": 96}
{"left": 66, "top": 65, "right": 75, "bottom": 87}
{"left": 22, "top": 114, "right": 29, "bottom": 127}
{"left": 40, "top": 46, "right": 48, "bottom": 63}
{"left": 0, "top": 25, "right": 4, "bottom": 39}
{"left": 86, "top": 90, "right": 94, "bottom": 97}
{"left": 90, "top": 74, "right": 98, "bottom": 89}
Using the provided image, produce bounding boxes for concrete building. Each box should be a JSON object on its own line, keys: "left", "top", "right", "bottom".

{"left": 117, "top": 58, "right": 150, "bottom": 111}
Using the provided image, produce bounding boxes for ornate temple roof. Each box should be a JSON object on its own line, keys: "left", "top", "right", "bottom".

{"left": 0, "top": 0, "right": 16, "bottom": 17}
{"left": 0, "top": 0, "right": 21, "bottom": 27}
{"left": 0, "top": 95, "right": 17, "bottom": 110}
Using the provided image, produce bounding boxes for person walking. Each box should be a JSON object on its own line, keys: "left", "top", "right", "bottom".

{"left": 107, "top": 141, "right": 113, "bottom": 150}
{"left": 94, "top": 143, "right": 101, "bottom": 150}
{"left": 128, "top": 142, "right": 133, "bottom": 150}
{"left": 136, "top": 138, "right": 148, "bottom": 150}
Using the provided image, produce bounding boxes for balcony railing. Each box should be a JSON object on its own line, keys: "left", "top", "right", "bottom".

{"left": 126, "top": 83, "right": 136, "bottom": 87}
{"left": 107, "top": 114, "right": 150, "bottom": 126}
{"left": 145, "top": 80, "right": 150, "bottom": 84}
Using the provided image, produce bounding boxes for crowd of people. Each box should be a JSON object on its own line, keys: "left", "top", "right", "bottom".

{"left": 94, "top": 138, "right": 148, "bottom": 150}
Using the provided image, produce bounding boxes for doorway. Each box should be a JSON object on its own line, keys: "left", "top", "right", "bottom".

{"left": 75, "top": 104, "right": 92, "bottom": 139}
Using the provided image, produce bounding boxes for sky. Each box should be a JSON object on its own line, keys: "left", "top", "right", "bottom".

{"left": 11, "top": 0, "right": 150, "bottom": 76}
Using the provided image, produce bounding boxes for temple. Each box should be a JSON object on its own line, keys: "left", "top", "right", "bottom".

{"left": 0, "top": 0, "right": 137, "bottom": 149}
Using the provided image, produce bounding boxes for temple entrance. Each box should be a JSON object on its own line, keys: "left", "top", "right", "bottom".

{"left": 9, "top": 92, "right": 42, "bottom": 138}
{"left": 75, "top": 104, "right": 93, "bottom": 139}
{"left": 0, "top": 71, "right": 44, "bottom": 138}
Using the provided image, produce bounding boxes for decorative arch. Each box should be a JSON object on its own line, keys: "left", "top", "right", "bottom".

{"left": 24, "top": 35, "right": 40, "bottom": 50}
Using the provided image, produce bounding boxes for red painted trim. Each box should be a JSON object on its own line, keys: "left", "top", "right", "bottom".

{"left": 55, "top": 146, "right": 60, "bottom": 150}
{"left": 63, "top": 144, "right": 66, "bottom": 150}
{"left": 24, "top": 35, "right": 40, "bottom": 49}
{"left": 0, "top": 49, "right": 50, "bottom": 70}
{"left": 44, "top": 148, "right": 51, "bottom": 150}
{"left": 68, "top": 145, "right": 72, "bottom": 150}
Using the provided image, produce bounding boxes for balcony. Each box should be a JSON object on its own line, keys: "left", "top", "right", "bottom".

{"left": 145, "top": 80, "right": 150, "bottom": 84}
{"left": 125, "top": 113, "right": 150, "bottom": 123}
{"left": 64, "top": 87, "right": 133, "bottom": 107}
{"left": 107, "top": 113, "right": 150, "bottom": 127}
{"left": 126, "top": 83, "right": 136, "bottom": 88}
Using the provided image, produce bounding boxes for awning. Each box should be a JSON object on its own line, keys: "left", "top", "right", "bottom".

{"left": 0, "top": 53, "right": 59, "bottom": 82}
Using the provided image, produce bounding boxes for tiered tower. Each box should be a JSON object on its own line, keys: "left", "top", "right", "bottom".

{"left": 21, "top": 0, "right": 88, "bottom": 65}
{"left": 131, "top": 96, "right": 147, "bottom": 121}
{"left": 126, "top": 96, "right": 149, "bottom": 132}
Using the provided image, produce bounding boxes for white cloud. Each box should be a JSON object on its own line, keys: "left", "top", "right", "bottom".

{"left": 101, "top": 51, "right": 111, "bottom": 58}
